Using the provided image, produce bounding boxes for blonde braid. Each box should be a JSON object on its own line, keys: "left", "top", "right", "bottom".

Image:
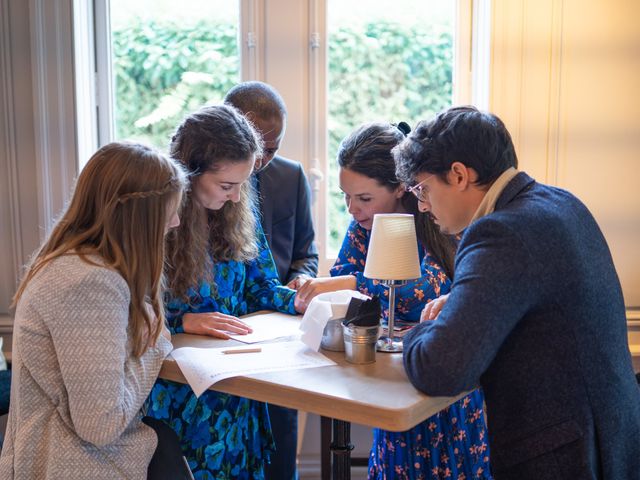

{"left": 117, "top": 180, "right": 181, "bottom": 204}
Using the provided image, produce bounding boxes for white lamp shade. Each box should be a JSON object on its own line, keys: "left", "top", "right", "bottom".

{"left": 363, "top": 213, "right": 422, "bottom": 281}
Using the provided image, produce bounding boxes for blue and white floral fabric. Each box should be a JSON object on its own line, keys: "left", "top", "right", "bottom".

{"left": 147, "top": 225, "right": 296, "bottom": 480}
{"left": 331, "top": 221, "right": 493, "bottom": 480}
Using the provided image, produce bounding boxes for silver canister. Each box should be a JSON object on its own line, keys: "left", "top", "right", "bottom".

{"left": 342, "top": 324, "right": 379, "bottom": 364}
{"left": 320, "top": 318, "right": 345, "bottom": 351}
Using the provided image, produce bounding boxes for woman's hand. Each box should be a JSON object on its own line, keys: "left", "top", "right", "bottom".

{"left": 293, "top": 294, "right": 308, "bottom": 314}
{"left": 286, "top": 274, "right": 312, "bottom": 290}
{"left": 182, "top": 312, "right": 253, "bottom": 340}
{"left": 294, "top": 276, "right": 357, "bottom": 312}
{"left": 420, "top": 293, "right": 450, "bottom": 322}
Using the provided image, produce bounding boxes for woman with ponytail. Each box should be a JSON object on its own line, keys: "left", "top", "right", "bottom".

{"left": 296, "top": 122, "right": 492, "bottom": 480}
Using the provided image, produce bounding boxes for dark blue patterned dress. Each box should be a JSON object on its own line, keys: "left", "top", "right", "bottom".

{"left": 146, "top": 225, "right": 296, "bottom": 480}
{"left": 331, "top": 221, "right": 492, "bottom": 479}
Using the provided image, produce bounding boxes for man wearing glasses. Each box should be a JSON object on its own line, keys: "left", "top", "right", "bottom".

{"left": 394, "top": 106, "right": 640, "bottom": 479}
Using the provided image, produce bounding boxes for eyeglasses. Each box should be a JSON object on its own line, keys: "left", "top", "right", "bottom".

{"left": 405, "top": 175, "right": 433, "bottom": 202}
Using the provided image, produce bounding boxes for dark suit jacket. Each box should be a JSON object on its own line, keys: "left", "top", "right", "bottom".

{"left": 403, "top": 172, "right": 640, "bottom": 479}
{"left": 255, "top": 156, "right": 318, "bottom": 284}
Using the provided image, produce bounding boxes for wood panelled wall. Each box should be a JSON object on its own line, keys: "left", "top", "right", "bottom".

{"left": 490, "top": 0, "right": 640, "bottom": 308}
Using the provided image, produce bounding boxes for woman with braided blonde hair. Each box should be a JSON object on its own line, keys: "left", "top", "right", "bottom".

{"left": 0, "top": 142, "right": 188, "bottom": 479}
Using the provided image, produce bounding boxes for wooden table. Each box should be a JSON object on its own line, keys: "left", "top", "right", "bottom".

{"left": 160, "top": 328, "right": 464, "bottom": 479}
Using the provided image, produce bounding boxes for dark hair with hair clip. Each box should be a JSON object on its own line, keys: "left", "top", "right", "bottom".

{"left": 338, "top": 122, "right": 456, "bottom": 279}
{"left": 337, "top": 122, "right": 405, "bottom": 191}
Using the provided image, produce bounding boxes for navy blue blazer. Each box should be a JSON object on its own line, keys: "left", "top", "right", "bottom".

{"left": 403, "top": 172, "right": 640, "bottom": 479}
{"left": 255, "top": 156, "right": 318, "bottom": 284}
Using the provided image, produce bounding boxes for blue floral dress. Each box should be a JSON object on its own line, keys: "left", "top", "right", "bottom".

{"left": 147, "top": 226, "right": 296, "bottom": 480}
{"left": 331, "top": 221, "right": 492, "bottom": 480}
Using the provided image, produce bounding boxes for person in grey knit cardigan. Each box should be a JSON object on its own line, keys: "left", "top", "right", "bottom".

{"left": 0, "top": 142, "right": 187, "bottom": 479}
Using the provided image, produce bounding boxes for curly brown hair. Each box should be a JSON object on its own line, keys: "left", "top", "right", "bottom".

{"left": 166, "top": 104, "right": 263, "bottom": 301}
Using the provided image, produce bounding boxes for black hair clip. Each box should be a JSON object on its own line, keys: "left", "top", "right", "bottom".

{"left": 395, "top": 121, "right": 411, "bottom": 135}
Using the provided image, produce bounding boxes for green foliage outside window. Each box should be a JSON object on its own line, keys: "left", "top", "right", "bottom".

{"left": 112, "top": 20, "right": 239, "bottom": 150}
{"left": 327, "top": 22, "right": 453, "bottom": 251}
{"left": 111, "top": 19, "right": 452, "bottom": 252}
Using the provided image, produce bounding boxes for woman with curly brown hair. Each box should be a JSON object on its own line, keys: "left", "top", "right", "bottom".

{"left": 145, "top": 104, "right": 303, "bottom": 479}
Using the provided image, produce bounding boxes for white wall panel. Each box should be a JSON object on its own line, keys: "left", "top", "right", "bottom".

{"left": 490, "top": 0, "right": 640, "bottom": 307}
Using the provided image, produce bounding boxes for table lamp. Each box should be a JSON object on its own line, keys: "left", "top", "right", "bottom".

{"left": 364, "top": 213, "right": 421, "bottom": 352}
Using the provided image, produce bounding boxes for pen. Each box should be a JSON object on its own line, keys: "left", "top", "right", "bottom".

{"left": 221, "top": 347, "right": 262, "bottom": 355}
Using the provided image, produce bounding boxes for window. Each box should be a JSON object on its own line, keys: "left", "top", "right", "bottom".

{"left": 326, "top": 0, "right": 457, "bottom": 253}
{"left": 103, "top": 0, "right": 240, "bottom": 151}
{"left": 85, "top": 0, "right": 476, "bottom": 271}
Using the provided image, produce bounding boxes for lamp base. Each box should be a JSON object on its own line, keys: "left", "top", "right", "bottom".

{"left": 376, "top": 335, "right": 403, "bottom": 353}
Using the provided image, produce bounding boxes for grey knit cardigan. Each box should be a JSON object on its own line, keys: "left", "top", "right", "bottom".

{"left": 0, "top": 255, "right": 173, "bottom": 479}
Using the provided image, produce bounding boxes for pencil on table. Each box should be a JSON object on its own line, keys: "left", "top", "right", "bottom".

{"left": 221, "top": 347, "right": 262, "bottom": 355}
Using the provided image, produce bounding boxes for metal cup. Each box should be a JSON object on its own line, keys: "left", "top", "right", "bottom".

{"left": 321, "top": 318, "right": 346, "bottom": 351}
{"left": 342, "top": 324, "right": 379, "bottom": 364}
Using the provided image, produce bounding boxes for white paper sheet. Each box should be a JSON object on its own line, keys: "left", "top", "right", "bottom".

{"left": 171, "top": 340, "right": 336, "bottom": 397}
{"left": 228, "top": 311, "right": 302, "bottom": 343}
{"left": 299, "top": 290, "right": 370, "bottom": 350}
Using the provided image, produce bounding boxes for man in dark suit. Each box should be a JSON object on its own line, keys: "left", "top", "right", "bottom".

{"left": 253, "top": 157, "right": 318, "bottom": 285}
{"left": 394, "top": 106, "right": 640, "bottom": 479}
{"left": 225, "top": 82, "right": 318, "bottom": 480}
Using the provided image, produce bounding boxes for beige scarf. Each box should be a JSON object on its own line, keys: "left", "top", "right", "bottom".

{"left": 470, "top": 167, "right": 519, "bottom": 222}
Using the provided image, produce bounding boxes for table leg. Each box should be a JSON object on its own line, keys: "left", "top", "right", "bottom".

{"left": 320, "top": 416, "right": 332, "bottom": 480}
{"left": 330, "top": 419, "right": 353, "bottom": 480}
